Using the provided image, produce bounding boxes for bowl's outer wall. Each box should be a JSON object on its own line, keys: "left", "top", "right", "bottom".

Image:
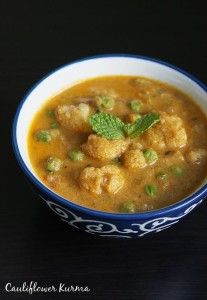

{"left": 37, "top": 186, "right": 203, "bottom": 238}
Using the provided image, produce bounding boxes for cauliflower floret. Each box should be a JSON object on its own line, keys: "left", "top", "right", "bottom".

{"left": 55, "top": 103, "right": 91, "bottom": 133}
{"left": 79, "top": 165, "right": 124, "bottom": 195}
{"left": 101, "top": 166, "right": 124, "bottom": 194}
{"left": 79, "top": 167, "right": 103, "bottom": 194}
{"left": 144, "top": 112, "right": 187, "bottom": 152}
{"left": 82, "top": 134, "right": 130, "bottom": 161}
{"left": 186, "top": 149, "right": 207, "bottom": 164}
{"left": 122, "top": 149, "right": 147, "bottom": 169}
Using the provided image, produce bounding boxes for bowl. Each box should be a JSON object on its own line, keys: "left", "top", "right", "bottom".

{"left": 12, "top": 54, "right": 207, "bottom": 238}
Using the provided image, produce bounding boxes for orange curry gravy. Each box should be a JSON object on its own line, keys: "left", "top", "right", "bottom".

{"left": 28, "top": 76, "right": 207, "bottom": 213}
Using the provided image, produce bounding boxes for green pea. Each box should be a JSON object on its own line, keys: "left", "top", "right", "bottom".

{"left": 98, "top": 96, "right": 114, "bottom": 110}
{"left": 69, "top": 149, "right": 84, "bottom": 161}
{"left": 47, "top": 110, "right": 55, "bottom": 118}
{"left": 156, "top": 171, "right": 168, "bottom": 180}
{"left": 128, "top": 100, "right": 143, "bottom": 112}
{"left": 143, "top": 149, "right": 158, "bottom": 164}
{"left": 145, "top": 184, "right": 157, "bottom": 197}
{"left": 36, "top": 130, "right": 51, "bottom": 142}
{"left": 170, "top": 166, "right": 185, "bottom": 177}
{"left": 46, "top": 157, "right": 62, "bottom": 172}
{"left": 50, "top": 122, "right": 59, "bottom": 129}
{"left": 119, "top": 201, "right": 136, "bottom": 213}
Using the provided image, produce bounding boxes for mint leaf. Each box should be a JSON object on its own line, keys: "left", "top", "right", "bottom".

{"left": 89, "top": 112, "right": 125, "bottom": 140}
{"left": 124, "top": 123, "right": 135, "bottom": 136}
{"left": 125, "top": 113, "right": 160, "bottom": 138}
{"left": 89, "top": 112, "right": 160, "bottom": 140}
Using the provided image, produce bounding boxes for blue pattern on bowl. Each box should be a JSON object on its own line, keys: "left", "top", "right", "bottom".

{"left": 39, "top": 192, "right": 203, "bottom": 238}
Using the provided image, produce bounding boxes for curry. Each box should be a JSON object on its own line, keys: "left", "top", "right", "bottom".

{"left": 28, "top": 76, "right": 207, "bottom": 213}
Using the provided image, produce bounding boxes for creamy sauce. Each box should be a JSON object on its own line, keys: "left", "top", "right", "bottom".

{"left": 28, "top": 76, "right": 207, "bottom": 212}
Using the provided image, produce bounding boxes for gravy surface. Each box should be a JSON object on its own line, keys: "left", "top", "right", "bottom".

{"left": 28, "top": 76, "right": 207, "bottom": 212}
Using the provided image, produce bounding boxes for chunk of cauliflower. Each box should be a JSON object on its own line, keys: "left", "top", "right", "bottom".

{"left": 82, "top": 134, "right": 130, "bottom": 161}
{"left": 55, "top": 103, "right": 91, "bottom": 133}
{"left": 79, "top": 165, "right": 124, "bottom": 195}
{"left": 144, "top": 112, "right": 187, "bottom": 152}
{"left": 122, "top": 149, "right": 147, "bottom": 169}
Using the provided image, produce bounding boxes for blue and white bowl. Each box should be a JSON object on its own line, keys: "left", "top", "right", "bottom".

{"left": 12, "top": 55, "right": 207, "bottom": 238}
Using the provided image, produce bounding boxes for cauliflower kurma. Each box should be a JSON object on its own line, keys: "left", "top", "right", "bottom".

{"left": 28, "top": 76, "right": 207, "bottom": 213}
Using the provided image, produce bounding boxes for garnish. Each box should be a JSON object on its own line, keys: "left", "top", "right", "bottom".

{"left": 89, "top": 112, "right": 125, "bottom": 140}
{"left": 89, "top": 112, "right": 160, "bottom": 140}
{"left": 126, "top": 113, "right": 160, "bottom": 138}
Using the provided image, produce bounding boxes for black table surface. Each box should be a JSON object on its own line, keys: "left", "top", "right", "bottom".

{"left": 1, "top": 1, "right": 207, "bottom": 299}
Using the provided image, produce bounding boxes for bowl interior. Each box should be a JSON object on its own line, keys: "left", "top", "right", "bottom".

{"left": 15, "top": 55, "right": 207, "bottom": 203}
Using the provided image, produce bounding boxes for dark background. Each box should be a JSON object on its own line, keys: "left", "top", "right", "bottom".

{"left": 1, "top": 1, "right": 207, "bottom": 299}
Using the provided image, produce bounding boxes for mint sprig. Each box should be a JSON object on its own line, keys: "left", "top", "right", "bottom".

{"left": 89, "top": 112, "right": 125, "bottom": 140}
{"left": 89, "top": 112, "right": 160, "bottom": 140}
{"left": 126, "top": 113, "right": 160, "bottom": 138}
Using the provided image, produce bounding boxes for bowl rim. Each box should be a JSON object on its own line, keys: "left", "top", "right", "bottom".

{"left": 12, "top": 54, "right": 207, "bottom": 220}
